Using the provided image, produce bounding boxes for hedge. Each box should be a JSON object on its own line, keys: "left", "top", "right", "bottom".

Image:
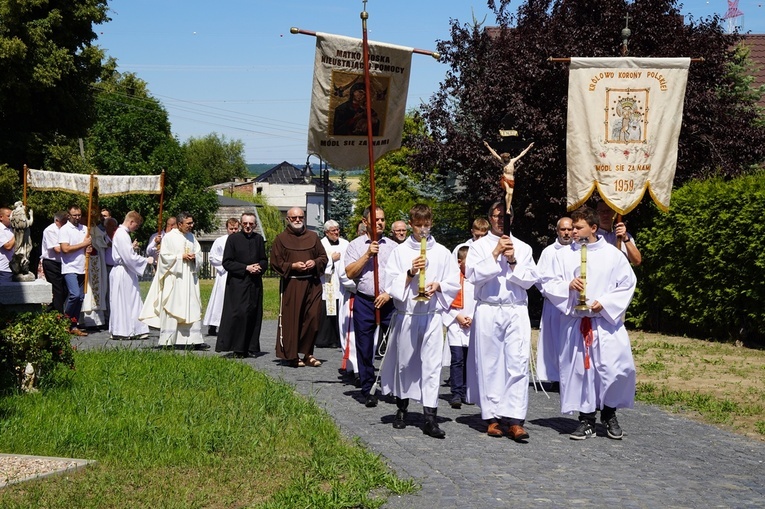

{"left": 630, "top": 170, "right": 765, "bottom": 344}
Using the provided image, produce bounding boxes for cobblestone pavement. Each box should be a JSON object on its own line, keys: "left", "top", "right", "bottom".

{"left": 76, "top": 322, "right": 765, "bottom": 508}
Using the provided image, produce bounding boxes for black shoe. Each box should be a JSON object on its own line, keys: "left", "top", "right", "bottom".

{"left": 392, "top": 409, "right": 407, "bottom": 429}
{"left": 449, "top": 397, "right": 462, "bottom": 409}
{"left": 570, "top": 420, "right": 596, "bottom": 440}
{"left": 207, "top": 326, "right": 217, "bottom": 336}
{"left": 364, "top": 393, "right": 378, "bottom": 408}
{"left": 603, "top": 415, "right": 624, "bottom": 439}
{"left": 233, "top": 352, "right": 248, "bottom": 359}
{"left": 194, "top": 343, "right": 211, "bottom": 351}
{"left": 423, "top": 421, "right": 446, "bottom": 439}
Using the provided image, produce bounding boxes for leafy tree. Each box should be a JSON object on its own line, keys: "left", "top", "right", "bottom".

{"left": 353, "top": 112, "right": 467, "bottom": 247}
{"left": 331, "top": 170, "right": 355, "bottom": 238}
{"left": 0, "top": 0, "right": 112, "bottom": 169}
{"left": 183, "top": 133, "right": 248, "bottom": 187}
{"left": 30, "top": 72, "right": 218, "bottom": 240}
{"left": 413, "top": 0, "right": 765, "bottom": 250}
{"left": 0, "top": 164, "right": 19, "bottom": 207}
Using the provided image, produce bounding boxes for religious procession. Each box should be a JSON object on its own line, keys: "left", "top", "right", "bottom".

{"left": 1, "top": 1, "right": 764, "bottom": 506}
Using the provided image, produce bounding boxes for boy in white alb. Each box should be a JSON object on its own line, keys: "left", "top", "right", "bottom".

{"left": 380, "top": 204, "right": 460, "bottom": 438}
{"left": 444, "top": 245, "right": 475, "bottom": 409}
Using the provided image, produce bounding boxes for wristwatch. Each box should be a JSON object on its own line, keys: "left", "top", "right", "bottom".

{"left": 407, "top": 269, "right": 416, "bottom": 278}
{"left": 623, "top": 236, "right": 631, "bottom": 243}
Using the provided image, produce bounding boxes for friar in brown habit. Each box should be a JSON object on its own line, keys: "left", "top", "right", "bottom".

{"left": 270, "top": 207, "right": 328, "bottom": 367}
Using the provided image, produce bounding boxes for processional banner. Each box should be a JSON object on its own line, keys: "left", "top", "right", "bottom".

{"left": 566, "top": 57, "right": 690, "bottom": 213}
{"left": 307, "top": 32, "right": 413, "bottom": 170}
{"left": 27, "top": 169, "right": 162, "bottom": 196}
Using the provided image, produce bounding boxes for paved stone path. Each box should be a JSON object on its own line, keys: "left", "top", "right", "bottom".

{"left": 76, "top": 322, "right": 765, "bottom": 508}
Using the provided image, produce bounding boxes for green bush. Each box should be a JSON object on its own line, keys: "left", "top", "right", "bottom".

{"left": 0, "top": 310, "right": 76, "bottom": 392}
{"left": 630, "top": 171, "right": 765, "bottom": 343}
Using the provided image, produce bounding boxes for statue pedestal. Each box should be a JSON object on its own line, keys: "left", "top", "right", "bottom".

{"left": 0, "top": 280, "right": 52, "bottom": 313}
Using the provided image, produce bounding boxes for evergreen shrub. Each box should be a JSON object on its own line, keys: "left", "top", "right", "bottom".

{"left": 630, "top": 171, "right": 765, "bottom": 343}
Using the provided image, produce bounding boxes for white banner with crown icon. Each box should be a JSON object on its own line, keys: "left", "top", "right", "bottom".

{"left": 566, "top": 57, "right": 690, "bottom": 213}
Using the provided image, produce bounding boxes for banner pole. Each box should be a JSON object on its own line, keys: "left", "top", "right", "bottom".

{"left": 360, "top": 4, "right": 381, "bottom": 325}
{"left": 22, "top": 164, "right": 28, "bottom": 207}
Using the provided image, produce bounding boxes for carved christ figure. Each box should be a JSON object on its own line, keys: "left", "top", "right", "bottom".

{"left": 483, "top": 140, "right": 534, "bottom": 214}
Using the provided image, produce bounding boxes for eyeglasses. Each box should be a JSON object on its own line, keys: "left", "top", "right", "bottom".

{"left": 288, "top": 216, "right": 305, "bottom": 221}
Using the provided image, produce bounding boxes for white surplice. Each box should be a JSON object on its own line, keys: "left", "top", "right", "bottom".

{"left": 465, "top": 231, "right": 538, "bottom": 421}
{"left": 380, "top": 236, "right": 460, "bottom": 407}
{"left": 139, "top": 228, "right": 203, "bottom": 345}
{"left": 534, "top": 239, "right": 568, "bottom": 382}
{"left": 80, "top": 225, "right": 109, "bottom": 327}
{"left": 202, "top": 234, "right": 228, "bottom": 328}
{"left": 541, "top": 236, "right": 637, "bottom": 414}
{"left": 109, "top": 225, "right": 149, "bottom": 338}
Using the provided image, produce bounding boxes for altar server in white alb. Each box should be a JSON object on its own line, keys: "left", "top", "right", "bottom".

{"left": 535, "top": 216, "right": 573, "bottom": 383}
{"left": 315, "top": 220, "right": 350, "bottom": 349}
{"left": 465, "top": 202, "right": 538, "bottom": 441}
{"left": 381, "top": 204, "right": 460, "bottom": 439}
{"left": 541, "top": 206, "right": 636, "bottom": 441}
{"left": 203, "top": 218, "right": 239, "bottom": 336}
{"left": 140, "top": 212, "right": 206, "bottom": 349}
{"left": 109, "top": 211, "right": 154, "bottom": 339}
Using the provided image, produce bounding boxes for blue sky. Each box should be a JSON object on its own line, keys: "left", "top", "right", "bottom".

{"left": 97, "top": 0, "right": 765, "bottom": 164}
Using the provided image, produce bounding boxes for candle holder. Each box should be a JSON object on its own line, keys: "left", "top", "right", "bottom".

{"left": 413, "top": 226, "right": 431, "bottom": 302}
{"left": 574, "top": 237, "right": 590, "bottom": 311}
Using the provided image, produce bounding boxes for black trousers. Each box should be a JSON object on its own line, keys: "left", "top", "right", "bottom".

{"left": 42, "top": 259, "right": 66, "bottom": 313}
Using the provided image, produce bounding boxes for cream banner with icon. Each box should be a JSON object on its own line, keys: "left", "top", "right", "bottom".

{"left": 307, "top": 32, "right": 413, "bottom": 169}
{"left": 566, "top": 57, "right": 690, "bottom": 213}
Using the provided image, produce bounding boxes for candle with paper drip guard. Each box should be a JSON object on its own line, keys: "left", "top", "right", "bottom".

{"left": 413, "top": 226, "right": 431, "bottom": 302}
{"left": 574, "top": 236, "right": 590, "bottom": 311}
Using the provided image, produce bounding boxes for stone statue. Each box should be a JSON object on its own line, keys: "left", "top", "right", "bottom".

{"left": 10, "top": 201, "right": 35, "bottom": 282}
{"left": 483, "top": 140, "right": 534, "bottom": 214}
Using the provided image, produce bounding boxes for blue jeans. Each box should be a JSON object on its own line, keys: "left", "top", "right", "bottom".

{"left": 450, "top": 345, "right": 468, "bottom": 400}
{"left": 64, "top": 273, "right": 85, "bottom": 326}
{"left": 353, "top": 294, "right": 394, "bottom": 395}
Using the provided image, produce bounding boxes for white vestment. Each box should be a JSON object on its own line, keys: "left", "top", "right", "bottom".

{"left": 444, "top": 274, "right": 475, "bottom": 348}
{"left": 140, "top": 228, "right": 203, "bottom": 345}
{"left": 465, "top": 232, "right": 538, "bottom": 421}
{"left": 80, "top": 226, "right": 109, "bottom": 327}
{"left": 535, "top": 239, "right": 568, "bottom": 382}
{"left": 202, "top": 234, "right": 229, "bottom": 328}
{"left": 321, "top": 236, "right": 351, "bottom": 331}
{"left": 337, "top": 249, "right": 358, "bottom": 373}
{"left": 542, "top": 236, "right": 636, "bottom": 414}
{"left": 380, "top": 236, "right": 460, "bottom": 407}
{"left": 109, "top": 225, "right": 150, "bottom": 338}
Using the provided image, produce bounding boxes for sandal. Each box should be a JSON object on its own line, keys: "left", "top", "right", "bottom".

{"left": 304, "top": 356, "right": 322, "bottom": 367}
{"left": 290, "top": 359, "right": 305, "bottom": 368}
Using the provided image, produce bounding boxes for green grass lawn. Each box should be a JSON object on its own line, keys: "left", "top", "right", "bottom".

{"left": 0, "top": 350, "right": 414, "bottom": 508}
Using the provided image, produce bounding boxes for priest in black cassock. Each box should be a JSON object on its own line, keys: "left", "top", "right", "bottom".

{"left": 215, "top": 212, "right": 268, "bottom": 358}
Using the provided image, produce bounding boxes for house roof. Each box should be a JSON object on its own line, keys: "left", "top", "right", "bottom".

{"left": 255, "top": 161, "right": 308, "bottom": 185}
{"left": 741, "top": 34, "right": 765, "bottom": 101}
{"left": 254, "top": 160, "right": 334, "bottom": 190}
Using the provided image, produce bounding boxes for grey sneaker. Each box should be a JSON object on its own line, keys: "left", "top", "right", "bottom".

{"left": 603, "top": 415, "right": 624, "bottom": 439}
{"left": 570, "top": 420, "right": 596, "bottom": 440}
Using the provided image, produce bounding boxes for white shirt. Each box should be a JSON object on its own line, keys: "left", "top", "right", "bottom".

{"left": 41, "top": 222, "right": 61, "bottom": 262}
{"left": 59, "top": 221, "right": 88, "bottom": 274}
{"left": 0, "top": 223, "right": 13, "bottom": 273}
